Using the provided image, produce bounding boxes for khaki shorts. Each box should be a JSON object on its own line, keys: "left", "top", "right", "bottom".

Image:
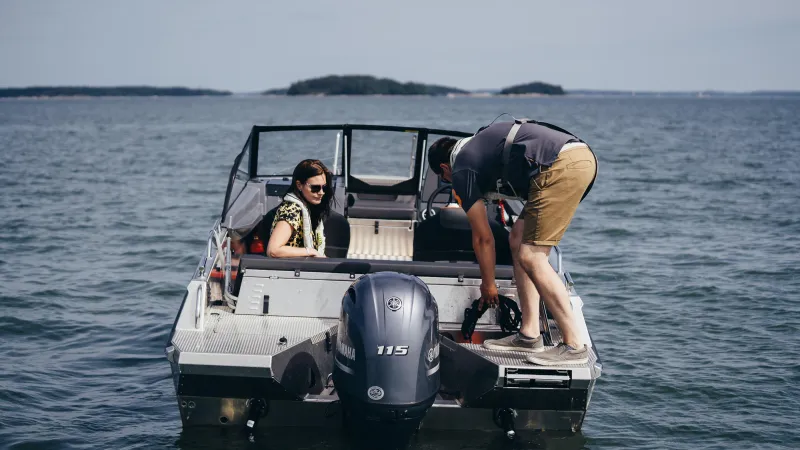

{"left": 521, "top": 145, "right": 596, "bottom": 246}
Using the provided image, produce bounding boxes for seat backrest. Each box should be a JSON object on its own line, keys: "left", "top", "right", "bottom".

{"left": 346, "top": 193, "right": 418, "bottom": 220}
{"left": 323, "top": 210, "right": 351, "bottom": 258}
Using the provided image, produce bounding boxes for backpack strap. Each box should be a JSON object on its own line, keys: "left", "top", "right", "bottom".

{"left": 580, "top": 145, "right": 598, "bottom": 201}
{"left": 502, "top": 118, "right": 596, "bottom": 202}
{"left": 535, "top": 120, "right": 582, "bottom": 141}
{"left": 500, "top": 118, "right": 533, "bottom": 188}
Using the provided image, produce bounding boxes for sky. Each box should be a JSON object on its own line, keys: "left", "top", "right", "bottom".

{"left": 1, "top": 0, "right": 799, "bottom": 92}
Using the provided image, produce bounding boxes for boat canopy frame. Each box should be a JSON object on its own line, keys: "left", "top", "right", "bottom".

{"left": 221, "top": 124, "right": 472, "bottom": 221}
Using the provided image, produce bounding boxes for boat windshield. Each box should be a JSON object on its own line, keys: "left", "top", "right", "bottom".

{"left": 221, "top": 135, "right": 252, "bottom": 220}
{"left": 222, "top": 125, "right": 472, "bottom": 221}
{"left": 257, "top": 129, "right": 343, "bottom": 177}
{"left": 349, "top": 129, "right": 418, "bottom": 182}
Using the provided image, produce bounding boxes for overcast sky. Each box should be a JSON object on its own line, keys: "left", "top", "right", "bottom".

{"left": 2, "top": 0, "right": 799, "bottom": 92}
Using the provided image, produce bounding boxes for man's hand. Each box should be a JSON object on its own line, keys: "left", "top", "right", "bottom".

{"left": 465, "top": 201, "right": 498, "bottom": 310}
{"left": 480, "top": 281, "right": 499, "bottom": 309}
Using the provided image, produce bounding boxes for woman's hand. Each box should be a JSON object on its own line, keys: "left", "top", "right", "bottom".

{"left": 307, "top": 248, "right": 325, "bottom": 258}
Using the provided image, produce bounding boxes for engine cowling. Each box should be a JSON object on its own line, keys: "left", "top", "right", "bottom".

{"left": 332, "top": 272, "right": 440, "bottom": 445}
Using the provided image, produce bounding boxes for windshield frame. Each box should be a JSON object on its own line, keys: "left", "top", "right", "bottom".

{"left": 221, "top": 124, "right": 471, "bottom": 221}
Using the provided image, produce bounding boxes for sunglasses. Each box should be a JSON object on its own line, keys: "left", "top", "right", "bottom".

{"left": 307, "top": 183, "right": 329, "bottom": 194}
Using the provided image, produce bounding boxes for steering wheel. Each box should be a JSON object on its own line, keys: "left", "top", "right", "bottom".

{"left": 424, "top": 183, "right": 454, "bottom": 220}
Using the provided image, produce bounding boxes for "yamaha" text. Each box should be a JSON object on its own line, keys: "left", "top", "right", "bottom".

{"left": 337, "top": 341, "right": 355, "bottom": 360}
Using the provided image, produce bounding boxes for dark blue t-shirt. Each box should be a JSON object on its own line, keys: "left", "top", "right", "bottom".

{"left": 451, "top": 121, "right": 577, "bottom": 212}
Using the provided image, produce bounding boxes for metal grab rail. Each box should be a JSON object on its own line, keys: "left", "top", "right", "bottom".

{"left": 210, "top": 224, "right": 238, "bottom": 310}
{"left": 408, "top": 135, "right": 417, "bottom": 178}
{"left": 552, "top": 245, "right": 563, "bottom": 276}
{"left": 195, "top": 284, "right": 204, "bottom": 329}
{"left": 224, "top": 236, "right": 232, "bottom": 296}
{"left": 564, "top": 271, "right": 575, "bottom": 288}
{"left": 333, "top": 132, "right": 341, "bottom": 175}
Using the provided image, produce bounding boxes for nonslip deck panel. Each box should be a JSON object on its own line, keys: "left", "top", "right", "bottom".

{"left": 172, "top": 313, "right": 338, "bottom": 356}
{"left": 459, "top": 343, "right": 598, "bottom": 370}
{"left": 239, "top": 255, "right": 515, "bottom": 279}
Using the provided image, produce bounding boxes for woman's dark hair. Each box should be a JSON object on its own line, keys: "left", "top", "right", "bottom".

{"left": 427, "top": 137, "right": 458, "bottom": 175}
{"left": 290, "top": 159, "right": 334, "bottom": 230}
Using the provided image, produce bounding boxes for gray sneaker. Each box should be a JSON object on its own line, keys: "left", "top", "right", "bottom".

{"left": 525, "top": 343, "right": 589, "bottom": 366}
{"left": 482, "top": 333, "right": 545, "bottom": 353}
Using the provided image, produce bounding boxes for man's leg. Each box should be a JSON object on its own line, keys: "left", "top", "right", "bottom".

{"left": 509, "top": 218, "right": 541, "bottom": 338}
{"left": 481, "top": 217, "right": 545, "bottom": 353}
{"left": 517, "top": 145, "right": 596, "bottom": 365}
{"left": 516, "top": 243, "right": 582, "bottom": 348}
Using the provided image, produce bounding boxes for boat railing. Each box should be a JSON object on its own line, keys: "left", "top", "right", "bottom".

{"left": 333, "top": 131, "right": 341, "bottom": 175}
{"left": 552, "top": 245, "right": 563, "bottom": 276}
{"left": 195, "top": 284, "right": 204, "bottom": 329}
{"left": 206, "top": 232, "right": 214, "bottom": 260}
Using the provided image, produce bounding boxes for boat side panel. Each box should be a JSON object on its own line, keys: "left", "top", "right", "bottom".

{"left": 237, "top": 269, "right": 518, "bottom": 324}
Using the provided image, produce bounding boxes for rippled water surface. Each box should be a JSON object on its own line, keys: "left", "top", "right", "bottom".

{"left": 1, "top": 96, "right": 798, "bottom": 449}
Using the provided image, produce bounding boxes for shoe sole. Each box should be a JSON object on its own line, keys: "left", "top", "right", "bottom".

{"left": 482, "top": 342, "right": 546, "bottom": 353}
{"left": 524, "top": 355, "right": 589, "bottom": 366}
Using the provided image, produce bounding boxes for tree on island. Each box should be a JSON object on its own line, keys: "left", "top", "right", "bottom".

{"left": 267, "top": 75, "right": 468, "bottom": 96}
{"left": 499, "top": 81, "right": 565, "bottom": 95}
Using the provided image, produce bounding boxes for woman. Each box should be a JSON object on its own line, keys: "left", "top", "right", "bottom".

{"left": 266, "top": 159, "right": 334, "bottom": 258}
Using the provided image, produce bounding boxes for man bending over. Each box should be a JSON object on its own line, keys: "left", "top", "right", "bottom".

{"left": 427, "top": 118, "right": 597, "bottom": 365}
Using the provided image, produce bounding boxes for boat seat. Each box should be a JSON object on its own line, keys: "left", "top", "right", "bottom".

{"left": 346, "top": 193, "right": 417, "bottom": 220}
{"left": 251, "top": 206, "right": 351, "bottom": 258}
{"left": 413, "top": 207, "right": 512, "bottom": 265}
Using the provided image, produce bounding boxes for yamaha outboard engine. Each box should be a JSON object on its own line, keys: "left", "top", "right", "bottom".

{"left": 333, "top": 272, "right": 440, "bottom": 448}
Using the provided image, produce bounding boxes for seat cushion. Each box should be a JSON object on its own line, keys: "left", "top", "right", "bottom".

{"left": 346, "top": 193, "right": 417, "bottom": 220}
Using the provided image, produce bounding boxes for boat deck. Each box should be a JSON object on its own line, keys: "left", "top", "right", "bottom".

{"left": 173, "top": 303, "right": 597, "bottom": 375}
{"left": 459, "top": 343, "right": 599, "bottom": 371}
{"left": 171, "top": 306, "right": 337, "bottom": 357}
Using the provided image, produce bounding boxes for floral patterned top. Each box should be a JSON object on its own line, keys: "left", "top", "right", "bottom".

{"left": 270, "top": 201, "right": 323, "bottom": 250}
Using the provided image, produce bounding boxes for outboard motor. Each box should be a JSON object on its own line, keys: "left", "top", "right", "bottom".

{"left": 333, "top": 272, "right": 440, "bottom": 448}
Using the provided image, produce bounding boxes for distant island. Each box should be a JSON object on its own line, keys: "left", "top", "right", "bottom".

{"left": 263, "top": 75, "right": 469, "bottom": 96}
{"left": 261, "top": 75, "right": 567, "bottom": 97}
{"left": 499, "top": 81, "right": 565, "bottom": 96}
{"left": 0, "top": 86, "right": 232, "bottom": 98}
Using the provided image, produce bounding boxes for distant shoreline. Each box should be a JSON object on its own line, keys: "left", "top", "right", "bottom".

{"left": 0, "top": 86, "right": 232, "bottom": 99}
{"left": 1, "top": 86, "right": 797, "bottom": 100}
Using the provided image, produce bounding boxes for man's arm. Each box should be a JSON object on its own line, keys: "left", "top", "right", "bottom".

{"left": 465, "top": 200, "right": 499, "bottom": 306}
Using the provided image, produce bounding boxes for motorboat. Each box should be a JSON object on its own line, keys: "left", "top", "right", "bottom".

{"left": 164, "top": 124, "right": 602, "bottom": 446}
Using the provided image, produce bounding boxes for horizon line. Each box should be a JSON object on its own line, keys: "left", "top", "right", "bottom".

{"left": 2, "top": 84, "right": 799, "bottom": 95}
